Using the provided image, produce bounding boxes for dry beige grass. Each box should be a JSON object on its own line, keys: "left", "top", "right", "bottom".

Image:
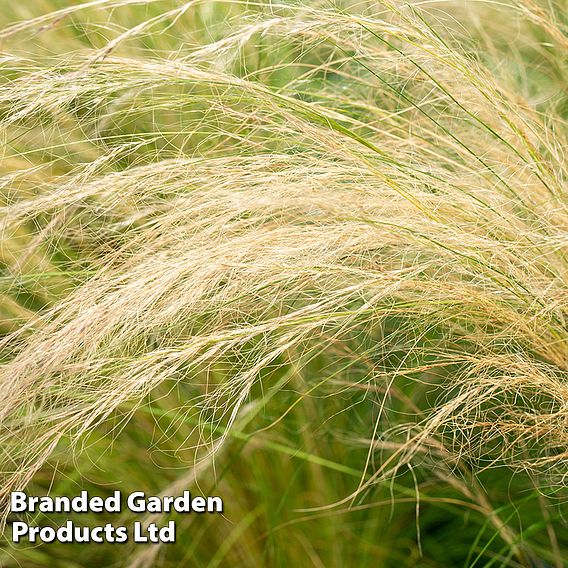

{"left": 0, "top": 1, "right": 566, "bottom": 559}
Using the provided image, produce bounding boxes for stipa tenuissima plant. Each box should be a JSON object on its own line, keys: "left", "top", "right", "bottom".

{"left": 0, "top": 0, "right": 567, "bottom": 566}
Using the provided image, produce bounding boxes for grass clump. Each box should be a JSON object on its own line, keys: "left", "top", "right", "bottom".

{"left": 0, "top": 0, "right": 567, "bottom": 566}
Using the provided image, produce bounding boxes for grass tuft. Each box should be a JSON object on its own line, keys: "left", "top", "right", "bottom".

{"left": 0, "top": 0, "right": 567, "bottom": 565}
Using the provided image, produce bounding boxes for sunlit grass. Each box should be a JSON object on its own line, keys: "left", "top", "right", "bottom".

{"left": 0, "top": 0, "right": 567, "bottom": 566}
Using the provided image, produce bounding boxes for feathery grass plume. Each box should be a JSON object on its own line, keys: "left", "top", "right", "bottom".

{"left": 0, "top": 0, "right": 567, "bottom": 565}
